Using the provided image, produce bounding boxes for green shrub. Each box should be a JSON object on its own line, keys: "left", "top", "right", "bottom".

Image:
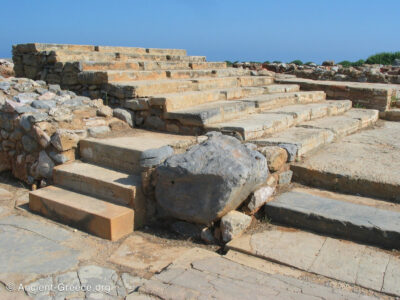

{"left": 338, "top": 60, "right": 352, "bottom": 67}
{"left": 225, "top": 60, "right": 233, "bottom": 67}
{"left": 290, "top": 60, "right": 303, "bottom": 65}
{"left": 305, "top": 61, "right": 314, "bottom": 65}
{"left": 365, "top": 52, "right": 400, "bottom": 65}
{"left": 273, "top": 60, "right": 282, "bottom": 64}
{"left": 263, "top": 60, "right": 270, "bottom": 64}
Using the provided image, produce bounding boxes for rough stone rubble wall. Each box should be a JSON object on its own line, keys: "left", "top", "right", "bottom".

{"left": 0, "top": 76, "right": 128, "bottom": 185}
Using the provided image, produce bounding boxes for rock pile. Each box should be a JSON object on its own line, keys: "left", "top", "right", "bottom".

{"left": 234, "top": 61, "right": 400, "bottom": 84}
{"left": 0, "top": 75, "right": 129, "bottom": 184}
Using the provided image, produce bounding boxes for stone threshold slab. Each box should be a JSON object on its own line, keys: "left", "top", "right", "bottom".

{"left": 226, "top": 227, "right": 400, "bottom": 297}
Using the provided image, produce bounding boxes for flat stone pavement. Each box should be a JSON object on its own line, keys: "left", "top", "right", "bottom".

{"left": 0, "top": 173, "right": 393, "bottom": 299}
{"left": 227, "top": 225, "right": 400, "bottom": 297}
{"left": 292, "top": 121, "right": 400, "bottom": 201}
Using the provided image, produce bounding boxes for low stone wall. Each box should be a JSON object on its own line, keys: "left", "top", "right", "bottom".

{"left": 0, "top": 75, "right": 128, "bottom": 185}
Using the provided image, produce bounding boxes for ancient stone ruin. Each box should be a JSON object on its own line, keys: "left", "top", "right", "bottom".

{"left": 2, "top": 42, "right": 400, "bottom": 297}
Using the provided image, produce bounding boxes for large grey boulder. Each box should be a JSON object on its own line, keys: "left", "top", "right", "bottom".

{"left": 155, "top": 132, "right": 269, "bottom": 224}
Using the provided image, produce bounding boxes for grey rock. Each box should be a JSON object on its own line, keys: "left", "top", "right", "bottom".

{"left": 278, "top": 170, "right": 293, "bottom": 185}
{"left": 220, "top": 211, "right": 252, "bottom": 242}
{"left": 155, "top": 132, "right": 268, "bottom": 224}
{"left": 140, "top": 145, "right": 174, "bottom": 168}
{"left": 13, "top": 92, "right": 38, "bottom": 104}
{"left": 144, "top": 116, "right": 164, "bottom": 130}
{"left": 87, "top": 126, "right": 110, "bottom": 137}
{"left": 113, "top": 108, "right": 134, "bottom": 127}
{"left": 35, "top": 87, "right": 49, "bottom": 95}
{"left": 63, "top": 97, "right": 85, "bottom": 107}
{"left": 54, "top": 271, "right": 82, "bottom": 298}
{"left": 22, "top": 135, "right": 38, "bottom": 152}
{"left": 96, "top": 105, "right": 113, "bottom": 117}
{"left": 49, "top": 151, "right": 72, "bottom": 164}
{"left": 48, "top": 84, "right": 61, "bottom": 94}
{"left": 277, "top": 143, "right": 298, "bottom": 162}
{"left": 31, "top": 100, "right": 57, "bottom": 110}
{"left": 15, "top": 105, "right": 38, "bottom": 114}
{"left": 200, "top": 227, "right": 216, "bottom": 244}
{"left": 20, "top": 114, "right": 32, "bottom": 131}
{"left": 28, "top": 112, "right": 49, "bottom": 123}
{"left": 0, "top": 81, "right": 10, "bottom": 92}
{"left": 0, "top": 129, "right": 9, "bottom": 139}
{"left": 37, "top": 150, "right": 54, "bottom": 178}
{"left": 35, "top": 80, "right": 47, "bottom": 87}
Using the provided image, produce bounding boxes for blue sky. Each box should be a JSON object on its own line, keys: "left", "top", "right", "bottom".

{"left": 1, "top": 0, "right": 399, "bottom": 64}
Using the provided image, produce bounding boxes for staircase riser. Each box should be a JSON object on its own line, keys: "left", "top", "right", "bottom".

{"left": 291, "top": 165, "right": 400, "bottom": 203}
{"left": 80, "top": 141, "right": 142, "bottom": 172}
{"left": 53, "top": 170, "right": 135, "bottom": 206}
{"left": 29, "top": 193, "right": 134, "bottom": 241}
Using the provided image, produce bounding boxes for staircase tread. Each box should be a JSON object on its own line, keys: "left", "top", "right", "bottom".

{"left": 267, "top": 190, "right": 400, "bottom": 232}
{"left": 30, "top": 186, "right": 133, "bottom": 217}
{"left": 55, "top": 161, "right": 141, "bottom": 188}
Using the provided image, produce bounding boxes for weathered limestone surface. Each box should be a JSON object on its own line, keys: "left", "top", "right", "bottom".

{"left": 266, "top": 190, "right": 400, "bottom": 249}
{"left": 227, "top": 226, "right": 400, "bottom": 297}
{"left": 292, "top": 121, "right": 400, "bottom": 201}
{"left": 155, "top": 132, "right": 268, "bottom": 224}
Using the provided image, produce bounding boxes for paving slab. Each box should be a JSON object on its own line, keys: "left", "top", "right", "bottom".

{"left": 109, "top": 235, "right": 188, "bottom": 274}
{"left": 141, "top": 247, "right": 378, "bottom": 299}
{"left": 226, "top": 226, "right": 400, "bottom": 297}
{"left": 292, "top": 121, "right": 400, "bottom": 201}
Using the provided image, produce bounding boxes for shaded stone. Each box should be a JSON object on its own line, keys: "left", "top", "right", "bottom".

{"left": 51, "top": 129, "right": 79, "bottom": 151}
{"left": 27, "top": 112, "right": 49, "bottom": 123}
{"left": 221, "top": 211, "right": 252, "bottom": 242}
{"left": 140, "top": 145, "right": 174, "bottom": 168}
{"left": 155, "top": 132, "right": 268, "bottom": 224}
{"left": 21, "top": 135, "right": 38, "bottom": 152}
{"left": 37, "top": 150, "right": 55, "bottom": 178}
{"left": 113, "top": 108, "right": 134, "bottom": 127}
{"left": 171, "top": 221, "right": 201, "bottom": 238}
{"left": 31, "top": 100, "right": 56, "bottom": 110}
{"left": 97, "top": 105, "right": 113, "bottom": 117}
{"left": 87, "top": 126, "right": 110, "bottom": 137}
{"left": 33, "top": 125, "right": 51, "bottom": 148}
{"left": 77, "top": 265, "right": 118, "bottom": 296}
{"left": 13, "top": 92, "right": 38, "bottom": 104}
{"left": 278, "top": 170, "right": 293, "bottom": 185}
{"left": 19, "top": 114, "right": 32, "bottom": 131}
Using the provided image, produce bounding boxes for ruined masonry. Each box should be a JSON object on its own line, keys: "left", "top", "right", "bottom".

{"left": 10, "top": 43, "right": 390, "bottom": 241}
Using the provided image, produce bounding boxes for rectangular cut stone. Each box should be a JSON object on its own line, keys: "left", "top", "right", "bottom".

{"left": 29, "top": 186, "right": 134, "bottom": 241}
{"left": 309, "top": 238, "right": 365, "bottom": 284}
{"left": 382, "top": 256, "right": 400, "bottom": 296}
{"left": 356, "top": 248, "right": 390, "bottom": 291}
{"left": 265, "top": 191, "right": 400, "bottom": 249}
{"left": 164, "top": 100, "right": 256, "bottom": 126}
{"left": 253, "top": 127, "right": 334, "bottom": 156}
{"left": 206, "top": 113, "right": 295, "bottom": 140}
{"left": 276, "top": 77, "right": 397, "bottom": 111}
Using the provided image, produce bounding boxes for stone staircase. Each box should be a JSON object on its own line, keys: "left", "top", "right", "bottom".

{"left": 21, "top": 44, "right": 382, "bottom": 240}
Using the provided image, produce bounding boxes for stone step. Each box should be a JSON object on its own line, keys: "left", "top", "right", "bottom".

{"left": 162, "top": 85, "right": 301, "bottom": 126}
{"left": 253, "top": 108, "right": 377, "bottom": 156}
{"left": 265, "top": 189, "right": 400, "bottom": 249}
{"left": 80, "top": 61, "right": 227, "bottom": 71}
{"left": 164, "top": 100, "right": 257, "bottom": 126}
{"left": 150, "top": 86, "right": 267, "bottom": 111}
{"left": 14, "top": 43, "right": 187, "bottom": 56}
{"left": 239, "top": 91, "right": 326, "bottom": 110}
{"left": 79, "top": 131, "right": 196, "bottom": 172}
{"left": 276, "top": 77, "right": 399, "bottom": 112}
{"left": 95, "top": 45, "right": 187, "bottom": 56}
{"left": 78, "top": 68, "right": 252, "bottom": 84}
{"left": 51, "top": 50, "right": 206, "bottom": 63}
{"left": 107, "top": 76, "right": 274, "bottom": 98}
{"left": 205, "top": 99, "right": 348, "bottom": 140}
{"left": 290, "top": 121, "right": 400, "bottom": 202}
{"left": 29, "top": 185, "right": 134, "bottom": 241}
{"left": 53, "top": 161, "right": 146, "bottom": 228}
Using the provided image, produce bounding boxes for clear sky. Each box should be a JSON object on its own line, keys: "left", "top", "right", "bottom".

{"left": 1, "top": 0, "right": 399, "bottom": 64}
